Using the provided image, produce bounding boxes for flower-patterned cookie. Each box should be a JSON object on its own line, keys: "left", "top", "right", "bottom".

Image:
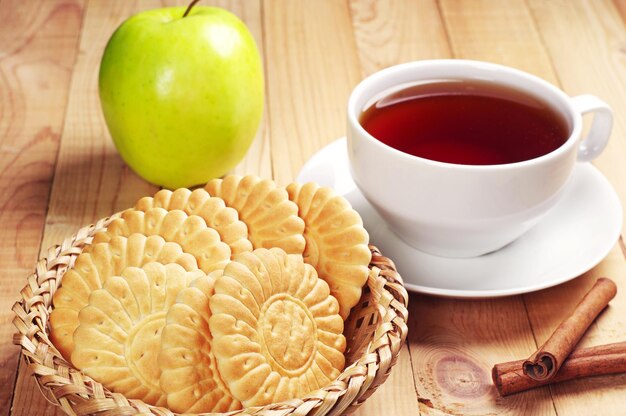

{"left": 50, "top": 234, "right": 198, "bottom": 360}
{"left": 135, "top": 188, "right": 252, "bottom": 255}
{"left": 205, "top": 175, "right": 305, "bottom": 255}
{"left": 287, "top": 182, "right": 371, "bottom": 319}
{"left": 71, "top": 263, "right": 203, "bottom": 406}
{"left": 93, "top": 207, "right": 230, "bottom": 273}
{"left": 159, "top": 271, "right": 241, "bottom": 413}
{"left": 209, "top": 248, "right": 346, "bottom": 407}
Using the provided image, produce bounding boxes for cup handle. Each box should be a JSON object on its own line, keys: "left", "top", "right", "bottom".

{"left": 570, "top": 94, "right": 613, "bottom": 162}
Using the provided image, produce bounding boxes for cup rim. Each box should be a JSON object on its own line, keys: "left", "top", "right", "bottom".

{"left": 347, "top": 59, "right": 582, "bottom": 171}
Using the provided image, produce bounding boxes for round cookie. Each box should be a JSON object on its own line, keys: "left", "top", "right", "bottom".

{"left": 159, "top": 271, "right": 241, "bottom": 413}
{"left": 135, "top": 188, "right": 252, "bottom": 255}
{"left": 209, "top": 248, "right": 346, "bottom": 407}
{"left": 205, "top": 175, "right": 305, "bottom": 255}
{"left": 50, "top": 234, "right": 198, "bottom": 360}
{"left": 71, "top": 262, "right": 203, "bottom": 407}
{"left": 287, "top": 182, "right": 371, "bottom": 319}
{"left": 94, "top": 207, "right": 230, "bottom": 273}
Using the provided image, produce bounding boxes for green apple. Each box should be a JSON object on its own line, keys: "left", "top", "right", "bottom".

{"left": 99, "top": 5, "right": 263, "bottom": 189}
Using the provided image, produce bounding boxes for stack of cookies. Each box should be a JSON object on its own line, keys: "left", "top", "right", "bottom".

{"left": 49, "top": 175, "right": 371, "bottom": 413}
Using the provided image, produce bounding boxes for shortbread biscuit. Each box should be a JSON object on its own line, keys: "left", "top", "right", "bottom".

{"left": 93, "top": 207, "right": 230, "bottom": 273}
{"left": 159, "top": 271, "right": 241, "bottom": 413}
{"left": 72, "top": 263, "right": 203, "bottom": 406}
{"left": 209, "top": 248, "right": 346, "bottom": 407}
{"left": 205, "top": 175, "right": 305, "bottom": 255}
{"left": 287, "top": 182, "right": 371, "bottom": 319}
{"left": 50, "top": 234, "right": 198, "bottom": 360}
{"left": 135, "top": 188, "right": 252, "bottom": 255}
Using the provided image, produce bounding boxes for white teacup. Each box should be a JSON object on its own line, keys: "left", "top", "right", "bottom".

{"left": 347, "top": 60, "right": 613, "bottom": 258}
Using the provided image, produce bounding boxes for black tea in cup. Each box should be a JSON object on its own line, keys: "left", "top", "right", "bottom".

{"left": 359, "top": 79, "right": 569, "bottom": 165}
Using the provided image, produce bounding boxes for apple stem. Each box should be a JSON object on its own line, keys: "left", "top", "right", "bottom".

{"left": 183, "top": 0, "right": 201, "bottom": 17}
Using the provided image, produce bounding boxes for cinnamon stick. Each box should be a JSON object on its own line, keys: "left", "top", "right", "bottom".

{"left": 493, "top": 342, "right": 626, "bottom": 396}
{"left": 523, "top": 278, "right": 617, "bottom": 381}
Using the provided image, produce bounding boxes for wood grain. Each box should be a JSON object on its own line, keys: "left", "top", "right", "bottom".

{"left": 522, "top": 1, "right": 626, "bottom": 414}
{"left": 410, "top": 296, "right": 554, "bottom": 415}
{"left": 348, "top": 0, "right": 451, "bottom": 76}
{"left": 10, "top": 1, "right": 154, "bottom": 414}
{"left": 527, "top": 0, "right": 626, "bottom": 235}
{"left": 37, "top": 1, "right": 154, "bottom": 251}
{"left": 263, "top": 0, "right": 362, "bottom": 185}
{"left": 439, "top": 0, "right": 557, "bottom": 82}
{"left": 0, "top": 1, "right": 83, "bottom": 414}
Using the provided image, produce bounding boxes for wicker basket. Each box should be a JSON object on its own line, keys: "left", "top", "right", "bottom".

{"left": 13, "top": 213, "right": 409, "bottom": 416}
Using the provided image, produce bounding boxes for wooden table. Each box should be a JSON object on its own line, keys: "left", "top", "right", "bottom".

{"left": 2, "top": 1, "right": 626, "bottom": 415}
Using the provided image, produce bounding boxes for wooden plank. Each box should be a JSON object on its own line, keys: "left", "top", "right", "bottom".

{"left": 263, "top": 0, "right": 363, "bottom": 185}
{"left": 262, "top": 1, "right": 416, "bottom": 414}
{"left": 440, "top": 0, "right": 626, "bottom": 414}
{"left": 348, "top": 0, "right": 451, "bottom": 76}
{"left": 11, "top": 0, "right": 152, "bottom": 413}
{"left": 440, "top": 0, "right": 557, "bottom": 82}
{"left": 35, "top": 0, "right": 155, "bottom": 254}
{"left": 11, "top": 1, "right": 265, "bottom": 415}
{"left": 0, "top": 0, "right": 84, "bottom": 414}
{"left": 347, "top": 2, "right": 448, "bottom": 414}
{"left": 528, "top": 0, "right": 626, "bottom": 236}
{"left": 523, "top": 1, "right": 626, "bottom": 414}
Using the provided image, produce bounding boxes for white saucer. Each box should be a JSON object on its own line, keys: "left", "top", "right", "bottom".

{"left": 296, "top": 138, "right": 623, "bottom": 298}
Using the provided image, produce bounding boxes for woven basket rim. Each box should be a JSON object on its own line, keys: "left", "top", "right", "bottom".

{"left": 13, "top": 212, "right": 409, "bottom": 416}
